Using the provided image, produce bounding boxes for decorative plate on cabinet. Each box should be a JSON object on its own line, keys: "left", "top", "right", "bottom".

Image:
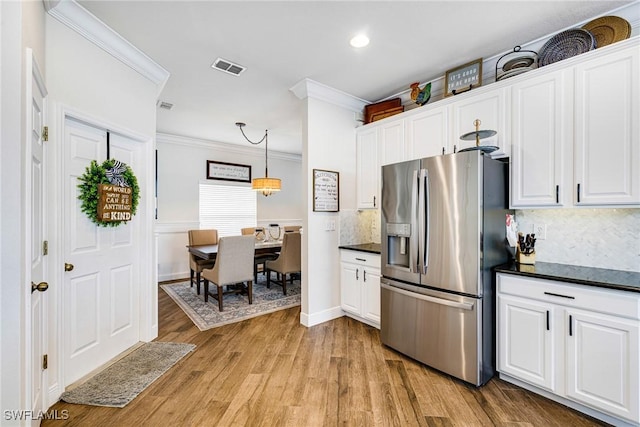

{"left": 582, "top": 16, "right": 631, "bottom": 48}
{"left": 538, "top": 29, "right": 596, "bottom": 67}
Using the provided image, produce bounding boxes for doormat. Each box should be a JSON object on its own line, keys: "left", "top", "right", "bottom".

{"left": 160, "top": 276, "right": 301, "bottom": 331}
{"left": 60, "top": 342, "right": 195, "bottom": 408}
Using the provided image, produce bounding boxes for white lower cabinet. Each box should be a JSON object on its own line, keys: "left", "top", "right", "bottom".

{"left": 497, "top": 273, "right": 640, "bottom": 426}
{"left": 340, "top": 250, "right": 381, "bottom": 328}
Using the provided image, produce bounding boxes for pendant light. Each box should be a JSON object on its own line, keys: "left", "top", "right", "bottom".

{"left": 235, "top": 122, "right": 281, "bottom": 196}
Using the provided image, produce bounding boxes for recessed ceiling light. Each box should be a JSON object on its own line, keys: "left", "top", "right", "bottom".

{"left": 350, "top": 34, "right": 370, "bottom": 48}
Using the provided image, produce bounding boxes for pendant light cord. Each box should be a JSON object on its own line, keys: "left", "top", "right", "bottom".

{"left": 236, "top": 123, "right": 270, "bottom": 178}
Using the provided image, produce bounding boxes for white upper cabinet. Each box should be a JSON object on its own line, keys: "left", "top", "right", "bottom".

{"left": 405, "top": 105, "right": 449, "bottom": 159}
{"left": 451, "top": 88, "right": 508, "bottom": 155}
{"left": 510, "top": 69, "right": 572, "bottom": 207}
{"left": 574, "top": 46, "right": 640, "bottom": 205}
{"left": 378, "top": 120, "right": 406, "bottom": 166}
{"left": 356, "top": 127, "right": 379, "bottom": 209}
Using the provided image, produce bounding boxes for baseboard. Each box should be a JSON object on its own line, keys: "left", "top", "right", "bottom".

{"left": 300, "top": 305, "right": 344, "bottom": 327}
{"left": 158, "top": 271, "right": 189, "bottom": 283}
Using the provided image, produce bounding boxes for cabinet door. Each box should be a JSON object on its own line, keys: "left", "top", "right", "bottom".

{"left": 451, "top": 88, "right": 508, "bottom": 155}
{"left": 574, "top": 47, "right": 640, "bottom": 205}
{"left": 405, "top": 106, "right": 449, "bottom": 159}
{"left": 498, "top": 294, "right": 556, "bottom": 392}
{"left": 361, "top": 268, "right": 381, "bottom": 326}
{"left": 340, "top": 262, "right": 361, "bottom": 315}
{"left": 510, "top": 70, "right": 571, "bottom": 207}
{"left": 356, "top": 127, "right": 379, "bottom": 209}
{"left": 566, "top": 308, "right": 639, "bottom": 423}
{"left": 379, "top": 120, "right": 405, "bottom": 166}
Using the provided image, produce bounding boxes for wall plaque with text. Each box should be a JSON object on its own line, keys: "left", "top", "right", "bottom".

{"left": 98, "top": 184, "right": 133, "bottom": 222}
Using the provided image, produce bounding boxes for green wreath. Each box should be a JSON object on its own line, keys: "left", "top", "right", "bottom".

{"left": 77, "top": 159, "right": 140, "bottom": 227}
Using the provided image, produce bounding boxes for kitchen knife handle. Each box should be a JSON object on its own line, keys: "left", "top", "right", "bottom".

{"left": 577, "top": 183, "right": 581, "bottom": 203}
{"left": 556, "top": 185, "right": 559, "bottom": 204}
{"left": 569, "top": 315, "right": 573, "bottom": 336}
{"left": 546, "top": 310, "right": 550, "bottom": 331}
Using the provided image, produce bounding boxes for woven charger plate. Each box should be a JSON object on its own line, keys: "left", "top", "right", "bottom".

{"left": 539, "top": 29, "right": 595, "bottom": 67}
{"left": 582, "top": 15, "right": 631, "bottom": 48}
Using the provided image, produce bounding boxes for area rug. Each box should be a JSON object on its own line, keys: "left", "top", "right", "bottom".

{"left": 60, "top": 342, "right": 195, "bottom": 408}
{"left": 161, "top": 276, "right": 301, "bottom": 331}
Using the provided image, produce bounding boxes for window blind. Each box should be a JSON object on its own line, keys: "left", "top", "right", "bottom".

{"left": 199, "top": 182, "right": 257, "bottom": 237}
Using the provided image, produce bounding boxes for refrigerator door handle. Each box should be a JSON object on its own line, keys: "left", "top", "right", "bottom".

{"left": 410, "top": 169, "right": 419, "bottom": 273}
{"left": 419, "top": 169, "right": 429, "bottom": 274}
{"left": 381, "top": 283, "right": 474, "bottom": 311}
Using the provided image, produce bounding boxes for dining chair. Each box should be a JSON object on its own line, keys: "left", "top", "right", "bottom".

{"left": 241, "top": 227, "right": 275, "bottom": 282}
{"left": 201, "top": 235, "right": 255, "bottom": 311}
{"left": 265, "top": 231, "right": 301, "bottom": 295}
{"left": 188, "top": 229, "right": 218, "bottom": 294}
{"left": 283, "top": 225, "right": 302, "bottom": 233}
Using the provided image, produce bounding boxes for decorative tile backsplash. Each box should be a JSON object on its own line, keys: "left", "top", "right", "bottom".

{"left": 339, "top": 209, "right": 380, "bottom": 245}
{"left": 515, "top": 208, "right": 640, "bottom": 272}
{"left": 342, "top": 208, "right": 639, "bottom": 273}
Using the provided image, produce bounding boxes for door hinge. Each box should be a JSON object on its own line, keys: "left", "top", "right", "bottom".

{"left": 42, "top": 354, "right": 48, "bottom": 370}
{"left": 43, "top": 240, "right": 48, "bottom": 256}
{"left": 42, "top": 126, "right": 49, "bottom": 142}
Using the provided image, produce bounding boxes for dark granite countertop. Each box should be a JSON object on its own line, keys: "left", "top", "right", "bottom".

{"left": 495, "top": 261, "right": 640, "bottom": 293}
{"left": 338, "top": 243, "right": 381, "bottom": 254}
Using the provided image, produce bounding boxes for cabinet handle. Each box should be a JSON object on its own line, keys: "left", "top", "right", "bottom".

{"left": 363, "top": 270, "right": 367, "bottom": 282}
{"left": 577, "top": 183, "right": 581, "bottom": 203}
{"left": 355, "top": 257, "right": 366, "bottom": 262}
{"left": 569, "top": 315, "right": 573, "bottom": 336}
{"left": 544, "top": 291, "right": 575, "bottom": 300}
{"left": 373, "top": 196, "right": 376, "bottom": 207}
{"left": 356, "top": 268, "right": 359, "bottom": 280}
{"left": 556, "top": 185, "right": 559, "bottom": 204}
{"left": 442, "top": 147, "right": 445, "bottom": 155}
{"left": 546, "top": 310, "right": 550, "bottom": 331}
{"left": 453, "top": 144, "right": 457, "bottom": 153}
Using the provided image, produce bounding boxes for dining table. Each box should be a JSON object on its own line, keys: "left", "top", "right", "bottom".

{"left": 188, "top": 239, "right": 282, "bottom": 261}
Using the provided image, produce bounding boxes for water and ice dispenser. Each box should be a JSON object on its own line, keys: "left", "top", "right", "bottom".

{"left": 386, "top": 223, "right": 411, "bottom": 269}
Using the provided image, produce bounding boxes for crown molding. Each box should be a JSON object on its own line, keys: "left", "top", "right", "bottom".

{"left": 156, "top": 132, "right": 302, "bottom": 162}
{"left": 44, "top": 0, "right": 170, "bottom": 90}
{"left": 290, "top": 78, "right": 370, "bottom": 113}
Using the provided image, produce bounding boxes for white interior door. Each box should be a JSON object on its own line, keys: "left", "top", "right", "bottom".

{"left": 63, "top": 118, "right": 141, "bottom": 386}
{"left": 28, "top": 49, "right": 48, "bottom": 424}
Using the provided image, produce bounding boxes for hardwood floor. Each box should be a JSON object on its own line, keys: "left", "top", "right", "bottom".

{"left": 43, "top": 285, "right": 608, "bottom": 426}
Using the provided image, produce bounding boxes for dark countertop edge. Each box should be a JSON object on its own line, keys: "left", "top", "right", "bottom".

{"left": 495, "top": 261, "right": 640, "bottom": 293}
{"left": 338, "top": 243, "right": 381, "bottom": 254}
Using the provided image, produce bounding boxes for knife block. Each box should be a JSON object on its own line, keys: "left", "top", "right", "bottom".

{"left": 516, "top": 248, "right": 536, "bottom": 265}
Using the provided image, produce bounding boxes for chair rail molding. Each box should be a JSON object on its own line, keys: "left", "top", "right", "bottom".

{"left": 44, "top": 0, "right": 170, "bottom": 92}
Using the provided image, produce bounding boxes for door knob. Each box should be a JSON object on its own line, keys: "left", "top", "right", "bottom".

{"left": 31, "top": 281, "right": 49, "bottom": 293}
{"left": 64, "top": 263, "right": 74, "bottom": 272}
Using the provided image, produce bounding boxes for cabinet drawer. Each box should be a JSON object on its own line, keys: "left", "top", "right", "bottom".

{"left": 340, "top": 250, "right": 380, "bottom": 268}
{"left": 497, "top": 273, "right": 640, "bottom": 320}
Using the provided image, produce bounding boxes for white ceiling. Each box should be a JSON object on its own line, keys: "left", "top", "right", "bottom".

{"left": 78, "top": 0, "right": 633, "bottom": 154}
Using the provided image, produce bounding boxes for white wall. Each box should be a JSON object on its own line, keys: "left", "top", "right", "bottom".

{"left": 1, "top": 0, "right": 29, "bottom": 419}
{"left": 300, "top": 96, "right": 360, "bottom": 326}
{"left": 44, "top": 12, "right": 160, "bottom": 403}
{"left": 155, "top": 133, "right": 303, "bottom": 281}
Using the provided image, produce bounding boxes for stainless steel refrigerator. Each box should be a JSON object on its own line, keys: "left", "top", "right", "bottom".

{"left": 380, "top": 150, "right": 510, "bottom": 386}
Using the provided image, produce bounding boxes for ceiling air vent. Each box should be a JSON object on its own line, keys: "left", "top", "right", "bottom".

{"left": 157, "top": 101, "right": 173, "bottom": 110}
{"left": 211, "top": 57, "right": 246, "bottom": 76}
